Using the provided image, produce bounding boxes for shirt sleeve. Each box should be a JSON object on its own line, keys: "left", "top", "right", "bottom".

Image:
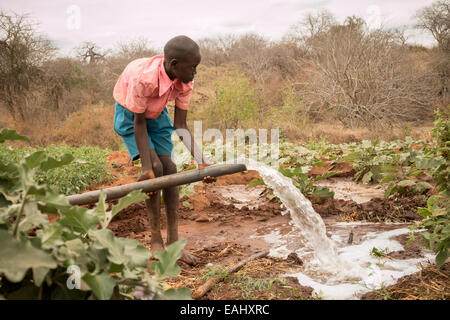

{"left": 175, "top": 82, "right": 194, "bottom": 110}
{"left": 124, "top": 79, "right": 155, "bottom": 114}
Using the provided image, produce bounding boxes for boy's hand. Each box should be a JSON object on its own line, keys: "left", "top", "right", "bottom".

{"left": 198, "top": 163, "right": 216, "bottom": 183}
{"left": 137, "top": 170, "right": 156, "bottom": 181}
{"left": 137, "top": 170, "right": 157, "bottom": 196}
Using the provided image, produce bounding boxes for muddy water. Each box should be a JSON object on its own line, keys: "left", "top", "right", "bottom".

{"left": 315, "top": 177, "right": 386, "bottom": 203}
{"left": 209, "top": 185, "right": 267, "bottom": 210}
{"left": 222, "top": 159, "right": 434, "bottom": 299}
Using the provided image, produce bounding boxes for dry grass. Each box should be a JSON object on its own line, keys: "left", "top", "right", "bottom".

{"left": 0, "top": 102, "right": 122, "bottom": 149}
{"left": 362, "top": 262, "right": 450, "bottom": 300}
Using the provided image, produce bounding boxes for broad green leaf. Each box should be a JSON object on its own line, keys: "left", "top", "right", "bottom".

{"left": 397, "top": 180, "right": 416, "bottom": 187}
{"left": 25, "top": 151, "right": 46, "bottom": 169}
{"left": 150, "top": 240, "right": 186, "bottom": 280}
{"left": 18, "top": 201, "right": 49, "bottom": 233}
{"left": 110, "top": 190, "right": 148, "bottom": 220}
{"left": 422, "top": 232, "right": 431, "bottom": 240}
{"left": 155, "top": 287, "right": 192, "bottom": 300}
{"left": 413, "top": 182, "right": 433, "bottom": 194}
{"left": 435, "top": 248, "right": 449, "bottom": 269}
{"left": 380, "top": 174, "right": 396, "bottom": 184}
{"left": 86, "top": 247, "right": 109, "bottom": 274}
{"left": 278, "top": 167, "right": 293, "bottom": 178}
{"left": 313, "top": 171, "right": 337, "bottom": 182}
{"left": 32, "top": 267, "right": 50, "bottom": 287}
{"left": 247, "top": 178, "right": 264, "bottom": 188}
{"left": 0, "top": 128, "right": 30, "bottom": 143}
{"left": 65, "top": 238, "right": 87, "bottom": 257}
{"left": 415, "top": 158, "right": 444, "bottom": 169}
{"left": 82, "top": 272, "right": 116, "bottom": 300}
{"left": 34, "top": 189, "right": 70, "bottom": 210}
{"left": 427, "top": 196, "right": 438, "bottom": 208}
{"left": 117, "top": 237, "right": 151, "bottom": 268}
{"left": 384, "top": 185, "right": 398, "bottom": 198}
{"left": 432, "top": 208, "right": 447, "bottom": 217}
{"left": 59, "top": 206, "right": 99, "bottom": 233}
{"left": 313, "top": 187, "right": 334, "bottom": 199}
{"left": 39, "top": 153, "right": 74, "bottom": 171}
{"left": 94, "top": 190, "right": 107, "bottom": 227}
{"left": 417, "top": 207, "right": 431, "bottom": 219}
{"left": 380, "top": 164, "right": 397, "bottom": 172}
{"left": 89, "top": 229, "right": 127, "bottom": 265}
{"left": 342, "top": 152, "right": 360, "bottom": 162}
{"left": 41, "top": 223, "right": 64, "bottom": 248}
{"left": 0, "top": 230, "right": 56, "bottom": 282}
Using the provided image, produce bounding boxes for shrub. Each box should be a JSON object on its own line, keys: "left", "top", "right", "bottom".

{"left": 0, "top": 128, "right": 190, "bottom": 300}
{"left": 0, "top": 143, "right": 111, "bottom": 195}
{"left": 209, "top": 72, "right": 259, "bottom": 129}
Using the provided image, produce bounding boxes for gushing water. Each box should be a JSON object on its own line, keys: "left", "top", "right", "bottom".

{"left": 223, "top": 159, "right": 434, "bottom": 298}
{"left": 231, "top": 158, "right": 350, "bottom": 275}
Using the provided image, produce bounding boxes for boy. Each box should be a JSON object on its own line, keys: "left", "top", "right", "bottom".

{"left": 113, "top": 35, "right": 210, "bottom": 265}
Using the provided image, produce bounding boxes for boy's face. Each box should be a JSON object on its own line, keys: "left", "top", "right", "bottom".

{"left": 172, "top": 52, "right": 201, "bottom": 84}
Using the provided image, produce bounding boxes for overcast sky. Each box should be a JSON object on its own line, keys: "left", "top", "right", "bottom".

{"left": 0, "top": 0, "right": 437, "bottom": 55}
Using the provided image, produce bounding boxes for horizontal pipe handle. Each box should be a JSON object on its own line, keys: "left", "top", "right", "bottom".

{"left": 65, "top": 163, "right": 247, "bottom": 206}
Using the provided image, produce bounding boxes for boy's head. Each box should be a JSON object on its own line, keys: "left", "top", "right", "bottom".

{"left": 163, "top": 35, "right": 201, "bottom": 84}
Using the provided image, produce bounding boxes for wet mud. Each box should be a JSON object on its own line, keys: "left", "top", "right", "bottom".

{"left": 89, "top": 152, "right": 443, "bottom": 300}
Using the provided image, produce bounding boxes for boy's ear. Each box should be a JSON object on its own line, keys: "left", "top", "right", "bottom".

{"left": 169, "top": 58, "right": 178, "bottom": 67}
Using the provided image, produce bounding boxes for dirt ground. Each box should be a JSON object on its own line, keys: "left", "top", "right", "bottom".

{"left": 95, "top": 152, "right": 447, "bottom": 300}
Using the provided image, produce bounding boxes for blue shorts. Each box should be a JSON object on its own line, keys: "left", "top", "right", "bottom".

{"left": 113, "top": 102, "right": 174, "bottom": 160}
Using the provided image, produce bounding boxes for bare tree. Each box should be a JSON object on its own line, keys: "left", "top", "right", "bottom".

{"left": 293, "top": 15, "right": 435, "bottom": 127}
{"left": 76, "top": 41, "right": 106, "bottom": 65}
{"left": 415, "top": 0, "right": 450, "bottom": 51}
{"left": 284, "top": 9, "right": 337, "bottom": 48}
{"left": 415, "top": 0, "right": 449, "bottom": 103}
{"left": 114, "top": 37, "right": 158, "bottom": 60}
{"left": 0, "top": 11, "right": 55, "bottom": 120}
{"left": 198, "top": 35, "right": 237, "bottom": 66}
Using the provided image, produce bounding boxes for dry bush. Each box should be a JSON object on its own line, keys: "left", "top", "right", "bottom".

{"left": 290, "top": 16, "right": 436, "bottom": 128}
{"left": 0, "top": 11, "right": 55, "bottom": 120}
{"left": 415, "top": 0, "right": 450, "bottom": 104}
{"left": 52, "top": 103, "right": 121, "bottom": 149}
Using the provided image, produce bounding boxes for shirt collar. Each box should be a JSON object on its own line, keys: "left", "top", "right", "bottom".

{"left": 158, "top": 57, "right": 173, "bottom": 97}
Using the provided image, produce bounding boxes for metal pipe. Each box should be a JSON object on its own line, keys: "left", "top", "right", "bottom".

{"left": 65, "top": 163, "right": 247, "bottom": 206}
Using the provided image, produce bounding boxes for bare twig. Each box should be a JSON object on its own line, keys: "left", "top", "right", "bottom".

{"left": 192, "top": 250, "right": 269, "bottom": 299}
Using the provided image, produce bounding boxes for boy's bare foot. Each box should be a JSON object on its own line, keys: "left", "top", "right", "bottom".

{"left": 180, "top": 249, "right": 198, "bottom": 266}
{"left": 150, "top": 239, "right": 165, "bottom": 256}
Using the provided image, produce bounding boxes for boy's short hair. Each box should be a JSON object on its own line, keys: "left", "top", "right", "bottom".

{"left": 164, "top": 35, "right": 200, "bottom": 61}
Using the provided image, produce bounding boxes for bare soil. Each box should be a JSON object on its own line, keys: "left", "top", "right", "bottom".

{"left": 91, "top": 151, "right": 445, "bottom": 300}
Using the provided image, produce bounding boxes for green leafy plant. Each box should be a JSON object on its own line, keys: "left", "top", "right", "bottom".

{"left": 209, "top": 72, "right": 258, "bottom": 128}
{"left": 278, "top": 166, "right": 335, "bottom": 199}
{"left": 408, "top": 111, "right": 450, "bottom": 269}
{"left": 0, "top": 144, "right": 111, "bottom": 195}
{"left": 0, "top": 128, "right": 191, "bottom": 300}
{"left": 409, "top": 195, "right": 449, "bottom": 269}
{"left": 370, "top": 247, "right": 388, "bottom": 258}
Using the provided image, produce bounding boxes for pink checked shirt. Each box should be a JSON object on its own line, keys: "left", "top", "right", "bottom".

{"left": 113, "top": 55, "right": 193, "bottom": 119}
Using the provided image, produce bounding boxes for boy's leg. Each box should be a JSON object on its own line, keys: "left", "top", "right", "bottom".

{"left": 159, "top": 155, "right": 179, "bottom": 244}
{"left": 146, "top": 149, "right": 165, "bottom": 254}
{"left": 159, "top": 155, "right": 197, "bottom": 265}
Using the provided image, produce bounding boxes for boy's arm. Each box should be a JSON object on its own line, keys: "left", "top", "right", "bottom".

{"left": 134, "top": 112, "right": 155, "bottom": 181}
{"left": 173, "top": 106, "right": 211, "bottom": 168}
